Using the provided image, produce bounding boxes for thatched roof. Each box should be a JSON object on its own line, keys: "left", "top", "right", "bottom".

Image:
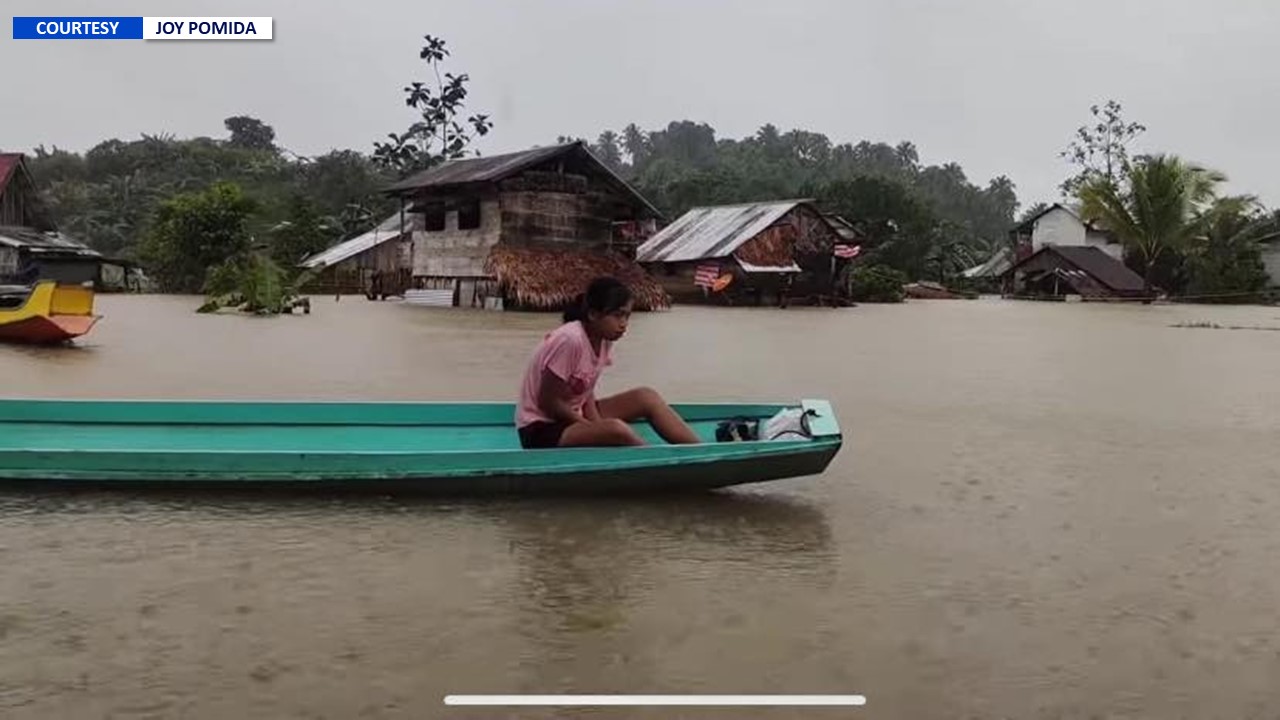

{"left": 485, "top": 244, "right": 671, "bottom": 311}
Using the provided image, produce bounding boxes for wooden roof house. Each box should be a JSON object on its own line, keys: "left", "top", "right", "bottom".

{"left": 635, "top": 199, "right": 850, "bottom": 305}
{"left": 1, "top": 153, "right": 134, "bottom": 289}
{"left": 1002, "top": 244, "right": 1152, "bottom": 301}
{"left": 381, "top": 141, "right": 669, "bottom": 311}
{"left": 298, "top": 212, "right": 420, "bottom": 298}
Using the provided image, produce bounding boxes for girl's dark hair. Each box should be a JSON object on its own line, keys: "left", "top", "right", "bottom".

{"left": 563, "top": 276, "right": 633, "bottom": 323}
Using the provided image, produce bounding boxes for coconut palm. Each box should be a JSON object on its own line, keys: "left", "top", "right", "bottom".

{"left": 1182, "top": 196, "right": 1280, "bottom": 301}
{"left": 1077, "top": 153, "right": 1225, "bottom": 292}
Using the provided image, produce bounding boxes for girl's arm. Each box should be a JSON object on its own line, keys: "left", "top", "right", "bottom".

{"left": 583, "top": 393, "right": 601, "bottom": 421}
{"left": 538, "top": 369, "right": 587, "bottom": 425}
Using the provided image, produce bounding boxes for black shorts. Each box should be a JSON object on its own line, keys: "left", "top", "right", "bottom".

{"left": 518, "top": 420, "right": 569, "bottom": 449}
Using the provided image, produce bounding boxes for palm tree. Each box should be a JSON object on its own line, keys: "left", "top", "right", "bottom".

{"left": 1077, "top": 154, "right": 1225, "bottom": 292}
{"left": 1183, "top": 195, "right": 1280, "bottom": 301}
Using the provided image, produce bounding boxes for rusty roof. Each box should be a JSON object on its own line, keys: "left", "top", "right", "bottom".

{"left": 635, "top": 199, "right": 814, "bottom": 263}
{"left": 0, "top": 154, "right": 25, "bottom": 196}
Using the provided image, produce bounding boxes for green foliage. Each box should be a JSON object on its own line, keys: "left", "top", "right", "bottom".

{"left": 139, "top": 181, "right": 258, "bottom": 293}
{"left": 268, "top": 195, "right": 340, "bottom": 269}
{"left": 372, "top": 34, "right": 494, "bottom": 175}
{"left": 1060, "top": 100, "right": 1147, "bottom": 197}
{"left": 570, "top": 120, "right": 1021, "bottom": 281}
{"left": 197, "top": 251, "right": 313, "bottom": 316}
{"left": 224, "top": 116, "right": 277, "bottom": 151}
{"left": 24, "top": 116, "right": 397, "bottom": 265}
{"left": 844, "top": 264, "right": 908, "bottom": 303}
{"left": 1018, "top": 201, "right": 1050, "bottom": 223}
{"left": 1182, "top": 197, "right": 1278, "bottom": 302}
{"left": 1077, "top": 154, "right": 1225, "bottom": 290}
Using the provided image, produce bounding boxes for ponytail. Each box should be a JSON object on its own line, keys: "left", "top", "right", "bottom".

{"left": 562, "top": 293, "right": 587, "bottom": 323}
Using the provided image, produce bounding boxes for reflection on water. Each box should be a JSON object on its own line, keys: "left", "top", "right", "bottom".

{"left": 0, "top": 486, "right": 833, "bottom": 719}
{"left": 2, "top": 294, "right": 1280, "bottom": 718}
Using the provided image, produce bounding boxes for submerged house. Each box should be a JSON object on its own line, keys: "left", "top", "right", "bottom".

{"left": 381, "top": 141, "right": 669, "bottom": 311}
{"left": 635, "top": 199, "right": 847, "bottom": 305}
{"left": 1003, "top": 244, "right": 1151, "bottom": 301}
{"left": 298, "top": 213, "right": 419, "bottom": 298}
{"left": 0, "top": 152, "right": 135, "bottom": 289}
{"left": 1009, "top": 203, "right": 1124, "bottom": 261}
{"left": 963, "top": 202, "right": 1126, "bottom": 293}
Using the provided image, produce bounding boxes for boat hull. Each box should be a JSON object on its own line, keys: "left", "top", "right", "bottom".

{"left": 0, "top": 281, "right": 99, "bottom": 345}
{"left": 0, "top": 399, "right": 844, "bottom": 496}
{"left": 0, "top": 313, "right": 98, "bottom": 344}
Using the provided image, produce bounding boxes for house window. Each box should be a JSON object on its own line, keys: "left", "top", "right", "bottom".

{"left": 421, "top": 203, "right": 446, "bottom": 232}
{"left": 458, "top": 201, "right": 481, "bottom": 230}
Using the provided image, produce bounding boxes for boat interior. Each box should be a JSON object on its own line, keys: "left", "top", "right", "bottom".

{"left": 0, "top": 284, "right": 32, "bottom": 310}
{"left": 0, "top": 401, "right": 827, "bottom": 454}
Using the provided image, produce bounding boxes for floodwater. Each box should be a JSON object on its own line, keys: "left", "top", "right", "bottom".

{"left": 2, "top": 294, "right": 1280, "bottom": 719}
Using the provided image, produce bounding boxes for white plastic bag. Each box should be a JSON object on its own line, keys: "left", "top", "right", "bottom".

{"left": 761, "top": 407, "right": 817, "bottom": 442}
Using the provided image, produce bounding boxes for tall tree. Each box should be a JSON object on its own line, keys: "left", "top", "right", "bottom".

{"left": 269, "top": 194, "right": 340, "bottom": 269}
{"left": 1018, "top": 201, "right": 1050, "bottom": 223}
{"left": 592, "top": 130, "right": 624, "bottom": 172}
{"left": 1060, "top": 100, "right": 1146, "bottom": 197}
{"left": 372, "top": 34, "right": 494, "bottom": 176}
{"left": 224, "top": 116, "right": 277, "bottom": 152}
{"left": 1077, "top": 154, "right": 1224, "bottom": 291}
{"left": 138, "top": 181, "right": 258, "bottom": 293}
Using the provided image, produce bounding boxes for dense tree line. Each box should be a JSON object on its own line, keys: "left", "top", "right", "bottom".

{"left": 562, "top": 121, "right": 1020, "bottom": 282}
{"left": 14, "top": 27, "right": 1274, "bottom": 305}
{"left": 1065, "top": 102, "right": 1279, "bottom": 301}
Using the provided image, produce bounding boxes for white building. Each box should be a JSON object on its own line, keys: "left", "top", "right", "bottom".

{"left": 1011, "top": 203, "right": 1124, "bottom": 260}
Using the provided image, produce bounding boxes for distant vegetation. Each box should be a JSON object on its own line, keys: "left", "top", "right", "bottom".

{"left": 1067, "top": 102, "right": 1279, "bottom": 302}
{"left": 559, "top": 123, "right": 1019, "bottom": 287}
{"left": 16, "top": 30, "right": 1277, "bottom": 306}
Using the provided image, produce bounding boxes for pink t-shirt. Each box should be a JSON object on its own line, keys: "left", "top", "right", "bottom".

{"left": 516, "top": 321, "right": 613, "bottom": 428}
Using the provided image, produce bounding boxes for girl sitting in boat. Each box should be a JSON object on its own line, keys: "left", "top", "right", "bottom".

{"left": 515, "top": 276, "right": 702, "bottom": 449}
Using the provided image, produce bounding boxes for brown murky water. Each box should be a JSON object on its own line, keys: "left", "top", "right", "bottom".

{"left": 2, "top": 294, "right": 1279, "bottom": 719}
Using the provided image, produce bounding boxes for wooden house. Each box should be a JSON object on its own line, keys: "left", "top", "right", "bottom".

{"left": 635, "top": 199, "right": 848, "bottom": 305}
{"left": 1003, "top": 244, "right": 1152, "bottom": 301}
{"left": 299, "top": 213, "right": 418, "bottom": 298}
{"left": 381, "top": 141, "right": 668, "bottom": 311}
{"left": 0, "top": 152, "right": 136, "bottom": 289}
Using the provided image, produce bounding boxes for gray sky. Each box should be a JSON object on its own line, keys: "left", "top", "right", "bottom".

{"left": 4, "top": 0, "right": 1278, "bottom": 210}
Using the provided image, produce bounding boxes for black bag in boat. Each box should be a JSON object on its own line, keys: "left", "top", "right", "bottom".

{"left": 715, "top": 417, "right": 758, "bottom": 442}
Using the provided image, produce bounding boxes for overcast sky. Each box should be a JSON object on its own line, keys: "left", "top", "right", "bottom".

{"left": 4, "top": 0, "right": 1278, "bottom": 210}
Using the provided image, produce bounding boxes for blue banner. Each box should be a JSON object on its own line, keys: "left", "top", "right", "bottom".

{"left": 12, "top": 17, "right": 144, "bottom": 39}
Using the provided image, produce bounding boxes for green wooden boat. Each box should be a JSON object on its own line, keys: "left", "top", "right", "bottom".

{"left": 0, "top": 398, "right": 842, "bottom": 495}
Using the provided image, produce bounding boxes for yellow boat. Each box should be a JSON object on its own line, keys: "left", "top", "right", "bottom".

{"left": 0, "top": 280, "right": 100, "bottom": 344}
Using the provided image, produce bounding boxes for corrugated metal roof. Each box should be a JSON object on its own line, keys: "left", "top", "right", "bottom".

{"left": 383, "top": 141, "right": 662, "bottom": 219}
{"left": 962, "top": 247, "right": 1013, "bottom": 279}
{"left": 385, "top": 143, "right": 576, "bottom": 193}
{"left": 0, "top": 226, "right": 100, "bottom": 256}
{"left": 635, "top": 199, "right": 812, "bottom": 263}
{"left": 299, "top": 213, "right": 419, "bottom": 269}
